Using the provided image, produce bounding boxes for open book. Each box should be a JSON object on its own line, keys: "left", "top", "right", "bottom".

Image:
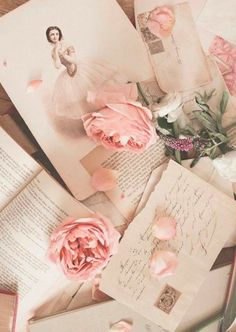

{"left": 0, "top": 127, "right": 94, "bottom": 332}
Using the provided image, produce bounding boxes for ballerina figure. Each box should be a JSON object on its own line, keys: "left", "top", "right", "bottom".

{"left": 46, "top": 26, "right": 120, "bottom": 119}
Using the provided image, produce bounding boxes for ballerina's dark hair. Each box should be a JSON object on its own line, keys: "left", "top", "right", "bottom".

{"left": 46, "top": 26, "right": 63, "bottom": 43}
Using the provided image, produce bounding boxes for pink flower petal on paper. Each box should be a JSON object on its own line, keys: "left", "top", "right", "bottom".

{"left": 109, "top": 320, "right": 132, "bottom": 332}
{"left": 92, "top": 275, "right": 110, "bottom": 302}
{"left": 27, "top": 79, "right": 43, "bottom": 93}
{"left": 91, "top": 167, "right": 118, "bottom": 192}
{"left": 149, "top": 250, "right": 178, "bottom": 278}
{"left": 152, "top": 216, "right": 177, "bottom": 240}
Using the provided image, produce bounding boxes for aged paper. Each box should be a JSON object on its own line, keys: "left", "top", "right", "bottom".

{"left": 0, "top": 0, "right": 154, "bottom": 201}
{"left": 135, "top": 0, "right": 211, "bottom": 92}
{"left": 80, "top": 141, "right": 167, "bottom": 223}
{"left": 0, "top": 127, "right": 41, "bottom": 210}
{"left": 30, "top": 300, "right": 164, "bottom": 332}
{"left": 136, "top": 157, "right": 236, "bottom": 247}
{"left": 198, "top": 0, "right": 236, "bottom": 45}
{"left": 66, "top": 265, "right": 230, "bottom": 332}
{"left": 101, "top": 161, "right": 236, "bottom": 331}
{"left": 0, "top": 170, "right": 90, "bottom": 332}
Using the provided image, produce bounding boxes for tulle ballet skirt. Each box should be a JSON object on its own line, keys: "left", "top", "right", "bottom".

{"left": 52, "top": 59, "right": 120, "bottom": 119}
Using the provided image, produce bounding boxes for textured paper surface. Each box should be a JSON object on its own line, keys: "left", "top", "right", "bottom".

{"left": 198, "top": 0, "right": 236, "bottom": 44}
{"left": 136, "top": 0, "right": 211, "bottom": 92}
{"left": 101, "top": 161, "right": 236, "bottom": 331}
{"left": 30, "top": 300, "right": 164, "bottom": 332}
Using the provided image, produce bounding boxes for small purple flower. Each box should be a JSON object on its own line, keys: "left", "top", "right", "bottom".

{"left": 157, "top": 131, "right": 194, "bottom": 152}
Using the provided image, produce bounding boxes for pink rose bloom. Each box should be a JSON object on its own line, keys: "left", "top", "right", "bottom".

{"left": 48, "top": 213, "right": 120, "bottom": 281}
{"left": 149, "top": 250, "right": 178, "bottom": 278}
{"left": 82, "top": 101, "right": 157, "bottom": 152}
{"left": 147, "top": 6, "right": 175, "bottom": 38}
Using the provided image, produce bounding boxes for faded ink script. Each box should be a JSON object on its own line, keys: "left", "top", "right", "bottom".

{"left": 117, "top": 169, "right": 217, "bottom": 302}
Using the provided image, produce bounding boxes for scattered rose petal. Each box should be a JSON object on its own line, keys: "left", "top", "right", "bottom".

{"left": 92, "top": 275, "right": 110, "bottom": 302}
{"left": 109, "top": 320, "right": 132, "bottom": 332}
{"left": 149, "top": 250, "right": 178, "bottom": 278}
{"left": 91, "top": 167, "right": 118, "bottom": 192}
{"left": 27, "top": 79, "right": 43, "bottom": 93}
{"left": 152, "top": 216, "right": 177, "bottom": 240}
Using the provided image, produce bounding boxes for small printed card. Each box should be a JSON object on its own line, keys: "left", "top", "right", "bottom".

{"left": 0, "top": 290, "right": 18, "bottom": 332}
{"left": 100, "top": 160, "right": 236, "bottom": 331}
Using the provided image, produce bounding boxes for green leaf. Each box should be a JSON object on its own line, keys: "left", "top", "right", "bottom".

{"left": 194, "top": 111, "right": 217, "bottom": 132}
{"left": 174, "top": 150, "right": 182, "bottom": 164}
{"left": 195, "top": 97, "right": 210, "bottom": 112}
{"left": 212, "top": 133, "right": 229, "bottom": 143}
{"left": 220, "top": 91, "right": 229, "bottom": 114}
{"left": 190, "top": 155, "right": 201, "bottom": 168}
{"left": 157, "top": 117, "right": 172, "bottom": 131}
{"left": 181, "top": 125, "right": 197, "bottom": 136}
{"left": 172, "top": 121, "right": 180, "bottom": 137}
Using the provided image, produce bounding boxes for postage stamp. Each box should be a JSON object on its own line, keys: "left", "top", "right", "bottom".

{"left": 155, "top": 285, "right": 181, "bottom": 314}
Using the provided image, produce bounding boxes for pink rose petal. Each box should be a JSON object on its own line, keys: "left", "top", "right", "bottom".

{"left": 109, "top": 320, "right": 132, "bottom": 332}
{"left": 27, "top": 79, "right": 43, "bottom": 93}
{"left": 152, "top": 216, "right": 177, "bottom": 240}
{"left": 149, "top": 250, "right": 178, "bottom": 278}
{"left": 91, "top": 167, "right": 118, "bottom": 192}
{"left": 92, "top": 275, "right": 110, "bottom": 302}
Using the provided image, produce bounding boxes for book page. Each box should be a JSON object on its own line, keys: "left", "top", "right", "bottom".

{"left": 0, "top": 0, "right": 154, "bottom": 201}
{"left": 0, "top": 170, "right": 91, "bottom": 332}
{"left": 0, "top": 127, "right": 41, "bottom": 210}
{"left": 100, "top": 161, "right": 236, "bottom": 332}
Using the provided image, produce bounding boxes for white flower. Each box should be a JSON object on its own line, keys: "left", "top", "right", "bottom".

{"left": 152, "top": 92, "right": 183, "bottom": 123}
{"left": 212, "top": 151, "right": 236, "bottom": 182}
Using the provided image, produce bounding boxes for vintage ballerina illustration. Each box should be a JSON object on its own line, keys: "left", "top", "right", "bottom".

{"left": 46, "top": 26, "right": 121, "bottom": 119}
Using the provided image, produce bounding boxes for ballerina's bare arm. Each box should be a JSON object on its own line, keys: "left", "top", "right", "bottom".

{"left": 51, "top": 45, "right": 62, "bottom": 69}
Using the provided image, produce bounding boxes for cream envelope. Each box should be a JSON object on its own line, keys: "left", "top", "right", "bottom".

{"left": 135, "top": 0, "right": 211, "bottom": 92}
{"left": 100, "top": 161, "right": 236, "bottom": 331}
{"left": 198, "top": 0, "right": 236, "bottom": 45}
